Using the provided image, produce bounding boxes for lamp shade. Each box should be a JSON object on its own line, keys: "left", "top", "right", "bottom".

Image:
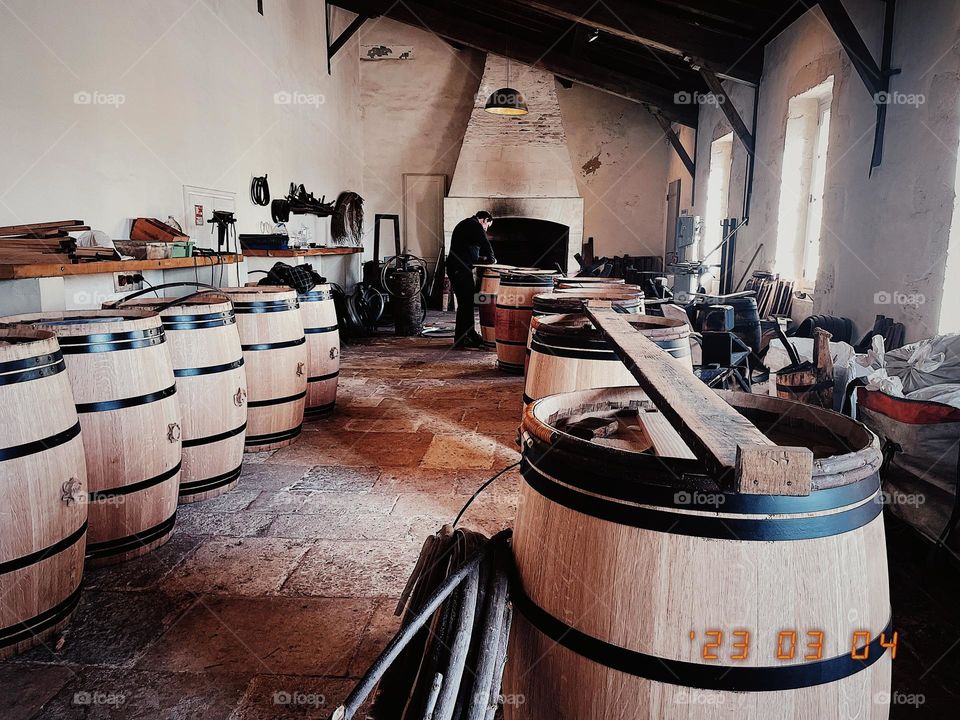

{"left": 484, "top": 87, "right": 528, "bottom": 116}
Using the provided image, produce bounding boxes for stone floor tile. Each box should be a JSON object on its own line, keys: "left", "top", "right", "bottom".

{"left": 229, "top": 675, "right": 363, "bottom": 720}
{"left": 0, "top": 663, "right": 75, "bottom": 720}
{"left": 173, "top": 509, "right": 276, "bottom": 537}
{"left": 348, "top": 599, "right": 403, "bottom": 678}
{"left": 280, "top": 539, "right": 422, "bottom": 598}
{"left": 162, "top": 538, "right": 312, "bottom": 596}
{"left": 136, "top": 597, "right": 375, "bottom": 677}
{"left": 421, "top": 433, "right": 501, "bottom": 469}
{"left": 84, "top": 533, "right": 204, "bottom": 592}
{"left": 288, "top": 466, "right": 381, "bottom": 493}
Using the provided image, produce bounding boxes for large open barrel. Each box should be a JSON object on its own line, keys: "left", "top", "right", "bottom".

{"left": 533, "top": 287, "right": 645, "bottom": 316}
{"left": 476, "top": 264, "right": 518, "bottom": 349}
{"left": 110, "top": 296, "right": 247, "bottom": 503}
{"left": 506, "top": 387, "right": 891, "bottom": 719}
{"left": 0, "top": 310, "right": 181, "bottom": 566}
{"left": 0, "top": 329, "right": 87, "bottom": 658}
{"left": 222, "top": 287, "right": 306, "bottom": 451}
{"left": 553, "top": 276, "right": 625, "bottom": 288}
{"left": 524, "top": 313, "right": 691, "bottom": 407}
{"left": 495, "top": 270, "right": 559, "bottom": 374}
{"left": 299, "top": 285, "right": 340, "bottom": 416}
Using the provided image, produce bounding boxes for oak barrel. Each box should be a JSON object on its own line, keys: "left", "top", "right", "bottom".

{"left": 109, "top": 296, "right": 247, "bottom": 503}
{"left": 524, "top": 313, "right": 691, "bottom": 409}
{"left": 299, "top": 285, "right": 340, "bottom": 416}
{"left": 222, "top": 287, "right": 307, "bottom": 451}
{"left": 506, "top": 387, "right": 891, "bottom": 719}
{"left": 553, "top": 276, "right": 625, "bottom": 287}
{"left": 0, "top": 329, "right": 87, "bottom": 658}
{"left": 476, "top": 264, "right": 518, "bottom": 349}
{"left": 533, "top": 287, "right": 645, "bottom": 316}
{"left": 495, "top": 270, "right": 559, "bottom": 374}
{"left": 1, "top": 311, "right": 182, "bottom": 566}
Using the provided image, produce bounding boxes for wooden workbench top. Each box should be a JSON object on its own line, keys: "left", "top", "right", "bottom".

{"left": 242, "top": 246, "right": 362, "bottom": 257}
{"left": 0, "top": 254, "right": 243, "bottom": 280}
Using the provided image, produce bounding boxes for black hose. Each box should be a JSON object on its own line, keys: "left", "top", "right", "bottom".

{"left": 330, "top": 530, "right": 512, "bottom": 720}
{"left": 251, "top": 174, "right": 270, "bottom": 206}
{"left": 114, "top": 281, "right": 220, "bottom": 306}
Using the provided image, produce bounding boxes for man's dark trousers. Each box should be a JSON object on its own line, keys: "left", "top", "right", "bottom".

{"left": 449, "top": 270, "right": 477, "bottom": 344}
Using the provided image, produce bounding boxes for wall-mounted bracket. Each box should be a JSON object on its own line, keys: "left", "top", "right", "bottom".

{"left": 257, "top": 0, "right": 263, "bottom": 15}
{"left": 648, "top": 107, "right": 695, "bottom": 179}
{"left": 813, "top": 0, "right": 899, "bottom": 173}
{"left": 326, "top": 2, "right": 368, "bottom": 74}
{"left": 694, "top": 64, "right": 755, "bottom": 157}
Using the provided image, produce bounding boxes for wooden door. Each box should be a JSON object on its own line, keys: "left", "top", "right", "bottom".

{"left": 402, "top": 174, "right": 445, "bottom": 267}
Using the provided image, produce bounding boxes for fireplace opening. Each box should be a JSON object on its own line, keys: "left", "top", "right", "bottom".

{"left": 486, "top": 217, "right": 569, "bottom": 271}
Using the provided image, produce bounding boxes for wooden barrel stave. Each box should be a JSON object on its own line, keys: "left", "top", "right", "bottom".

{"left": 495, "top": 271, "right": 558, "bottom": 374}
{"left": 0, "top": 330, "right": 87, "bottom": 658}
{"left": 299, "top": 286, "right": 340, "bottom": 416}
{"left": 113, "top": 297, "right": 247, "bottom": 503}
{"left": 1, "top": 311, "right": 182, "bottom": 566}
{"left": 223, "top": 287, "right": 307, "bottom": 451}
{"left": 506, "top": 388, "right": 891, "bottom": 720}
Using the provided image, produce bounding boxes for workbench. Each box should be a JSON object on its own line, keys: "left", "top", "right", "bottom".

{"left": 242, "top": 246, "right": 362, "bottom": 290}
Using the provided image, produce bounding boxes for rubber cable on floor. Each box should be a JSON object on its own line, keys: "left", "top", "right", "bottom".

{"left": 452, "top": 461, "right": 521, "bottom": 528}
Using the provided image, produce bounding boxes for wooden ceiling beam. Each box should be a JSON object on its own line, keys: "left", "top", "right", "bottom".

{"left": 506, "top": 0, "right": 763, "bottom": 85}
{"left": 331, "top": 0, "right": 701, "bottom": 125}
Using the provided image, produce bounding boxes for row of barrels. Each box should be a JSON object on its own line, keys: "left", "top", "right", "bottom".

{"left": 0, "top": 285, "right": 339, "bottom": 659}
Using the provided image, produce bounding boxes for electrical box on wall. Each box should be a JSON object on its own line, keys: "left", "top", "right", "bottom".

{"left": 675, "top": 214, "right": 701, "bottom": 249}
{"left": 113, "top": 272, "right": 143, "bottom": 293}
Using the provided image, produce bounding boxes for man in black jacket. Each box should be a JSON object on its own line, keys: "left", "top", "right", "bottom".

{"left": 447, "top": 211, "right": 496, "bottom": 348}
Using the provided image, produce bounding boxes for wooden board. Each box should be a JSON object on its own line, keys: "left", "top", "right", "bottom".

{"left": 0, "top": 220, "right": 84, "bottom": 237}
{"left": 241, "top": 247, "right": 362, "bottom": 257}
{"left": 584, "top": 305, "right": 812, "bottom": 491}
{"left": 0, "top": 254, "right": 242, "bottom": 280}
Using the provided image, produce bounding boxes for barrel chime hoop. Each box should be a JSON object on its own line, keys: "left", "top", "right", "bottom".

{"left": 182, "top": 422, "right": 248, "bottom": 448}
{"left": 520, "top": 461, "right": 882, "bottom": 541}
{"left": 56, "top": 326, "right": 165, "bottom": 354}
{"left": 88, "top": 460, "right": 182, "bottom": 501}
{"left": 174, "top": 358, "right": 245, "bottom": 378}
{"left": 84, "top": 511, "right": 178, "bottom": 560}
{"left": 307, "top": 371, "right": 339, "bottom": 383}
{"left": 179, "top": 463, "right": 243, "bottom": 496}
{"left": 304, "top": 401, "right": 336, "bottom": 416}
{"left": 232, "top": 300, "right": 299, "bottom": 314}
{"left": 162, "top": 314, "right": 237, "bottom": 331}
{"left": 241, "top": 337, "right": 306, "bottom": 352}
{"left": 0, "top": 583, "right": 83, "bottom": 650}
{"left": 511, "top": 584, "right": 892, "bottom": 693}
{"left": 244, "top": 423, "right": 303, "bottom": 446}
{"left": 247, "top": 390, "right": 307, "bottom": 408}
{"left": 0, "top": 420, "right": 82, "bottom": 462}
{"left": 0, "top": 522, "right": 87, "bottom": 576}
{"left": 303, "top": 325, "right": 339, "bottom": 335}
{"left": 298, "top": 292, "right": 334, "bottom": 302}
{"left": 74, "top": 384, "right": 177, "bottom": 414}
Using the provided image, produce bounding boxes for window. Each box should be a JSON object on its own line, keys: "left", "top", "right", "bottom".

{"left": 939, "top": 124, "right": 960, "bottom": 333}
{"left": 702, "top": 133, "right": 734, "bottom": 260}
{"left": 774, "top": 76, "right": 834, "bottom": 290}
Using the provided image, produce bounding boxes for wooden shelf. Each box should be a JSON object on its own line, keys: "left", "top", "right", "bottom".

{"left": 0, "top": 254, "right": 243, "bottom": 280}
{"left": 242, "top": 246, "right": 362, "bottom": 257}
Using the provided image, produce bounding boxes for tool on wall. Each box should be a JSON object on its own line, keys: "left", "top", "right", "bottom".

{"left": 250, "top": 174, "right": 270, "bottom": 206}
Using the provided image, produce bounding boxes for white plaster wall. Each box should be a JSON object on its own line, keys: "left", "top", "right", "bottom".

{"left": 0, "top": 0, "right": 362, "bottom": 247}
{"left": 694, "top": 1, "right": 960, "bottom": 341}
{"left": 558, "top": 83, "right": 673, "bottom": 259}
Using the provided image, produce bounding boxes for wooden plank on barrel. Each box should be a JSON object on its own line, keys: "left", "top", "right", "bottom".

{"left": 636, "top": 408, "right": 697, "bottom": 459}
{"left": 735, "top": 445, "right": 813, "bottom": 496}
{"left": 584, "top": 305, "right": 812, "bottom": 492}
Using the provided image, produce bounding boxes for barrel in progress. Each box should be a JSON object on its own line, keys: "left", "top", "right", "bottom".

{"left": 524, "top": 313, "right": 691, "bottom": 408}
{"left": 0, "top": 329, "right": 87, "bottom": 658}
{"left": 553, "top": 275, "right": 625, "bottom": 288}
{"left": 476, "top": 264, "right": 517, "bottom": 349}
{"left": 222, "top": 287, "right": 306, "bottom": 451}
{"left": 114, "top": 297, "right": 247, "bottom": 503}
{"left": 506, "top": 388, "right": 891, "bottom": 719}
{"left": 533, "top": 287, "right": 645, "bottom": 316}
{"left": 2, "top": 311, "right": 182, "bottom": 566}
{"left": 299, "top": 285, "right": 340, "bottom": 416}
{"left": 495, "top": 270, "right": 558, "bottom": 374}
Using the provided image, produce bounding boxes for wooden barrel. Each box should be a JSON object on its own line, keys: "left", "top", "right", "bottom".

{"left": 524, "top": 313, "right": 692, "bottom": 408}
{"left": 495, "top": 270, "right": 559, "bottom": 374}
{"left": 222, "top": 287, "right": 306, "bottom": 451}
{"left": 476, "top": 264, "right": 518, "bottom": 349}
{"left": 506, "top": 388, "right": 891, "bottom": 720}
{"left": 1, "top": 310, "right": 181, "bottom": 566}
{"left": 0, "top": 329, "right": 87, "bottom": 658}
{"left": 299, "top": 285, "right": 340, "bottom": 416}
{"left": 109, "top": 296, "right": 247, "bottom": 503}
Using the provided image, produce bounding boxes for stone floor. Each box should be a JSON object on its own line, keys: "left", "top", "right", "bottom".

{"left": 2, "top": 314, "right": 959, "bottom": 719}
